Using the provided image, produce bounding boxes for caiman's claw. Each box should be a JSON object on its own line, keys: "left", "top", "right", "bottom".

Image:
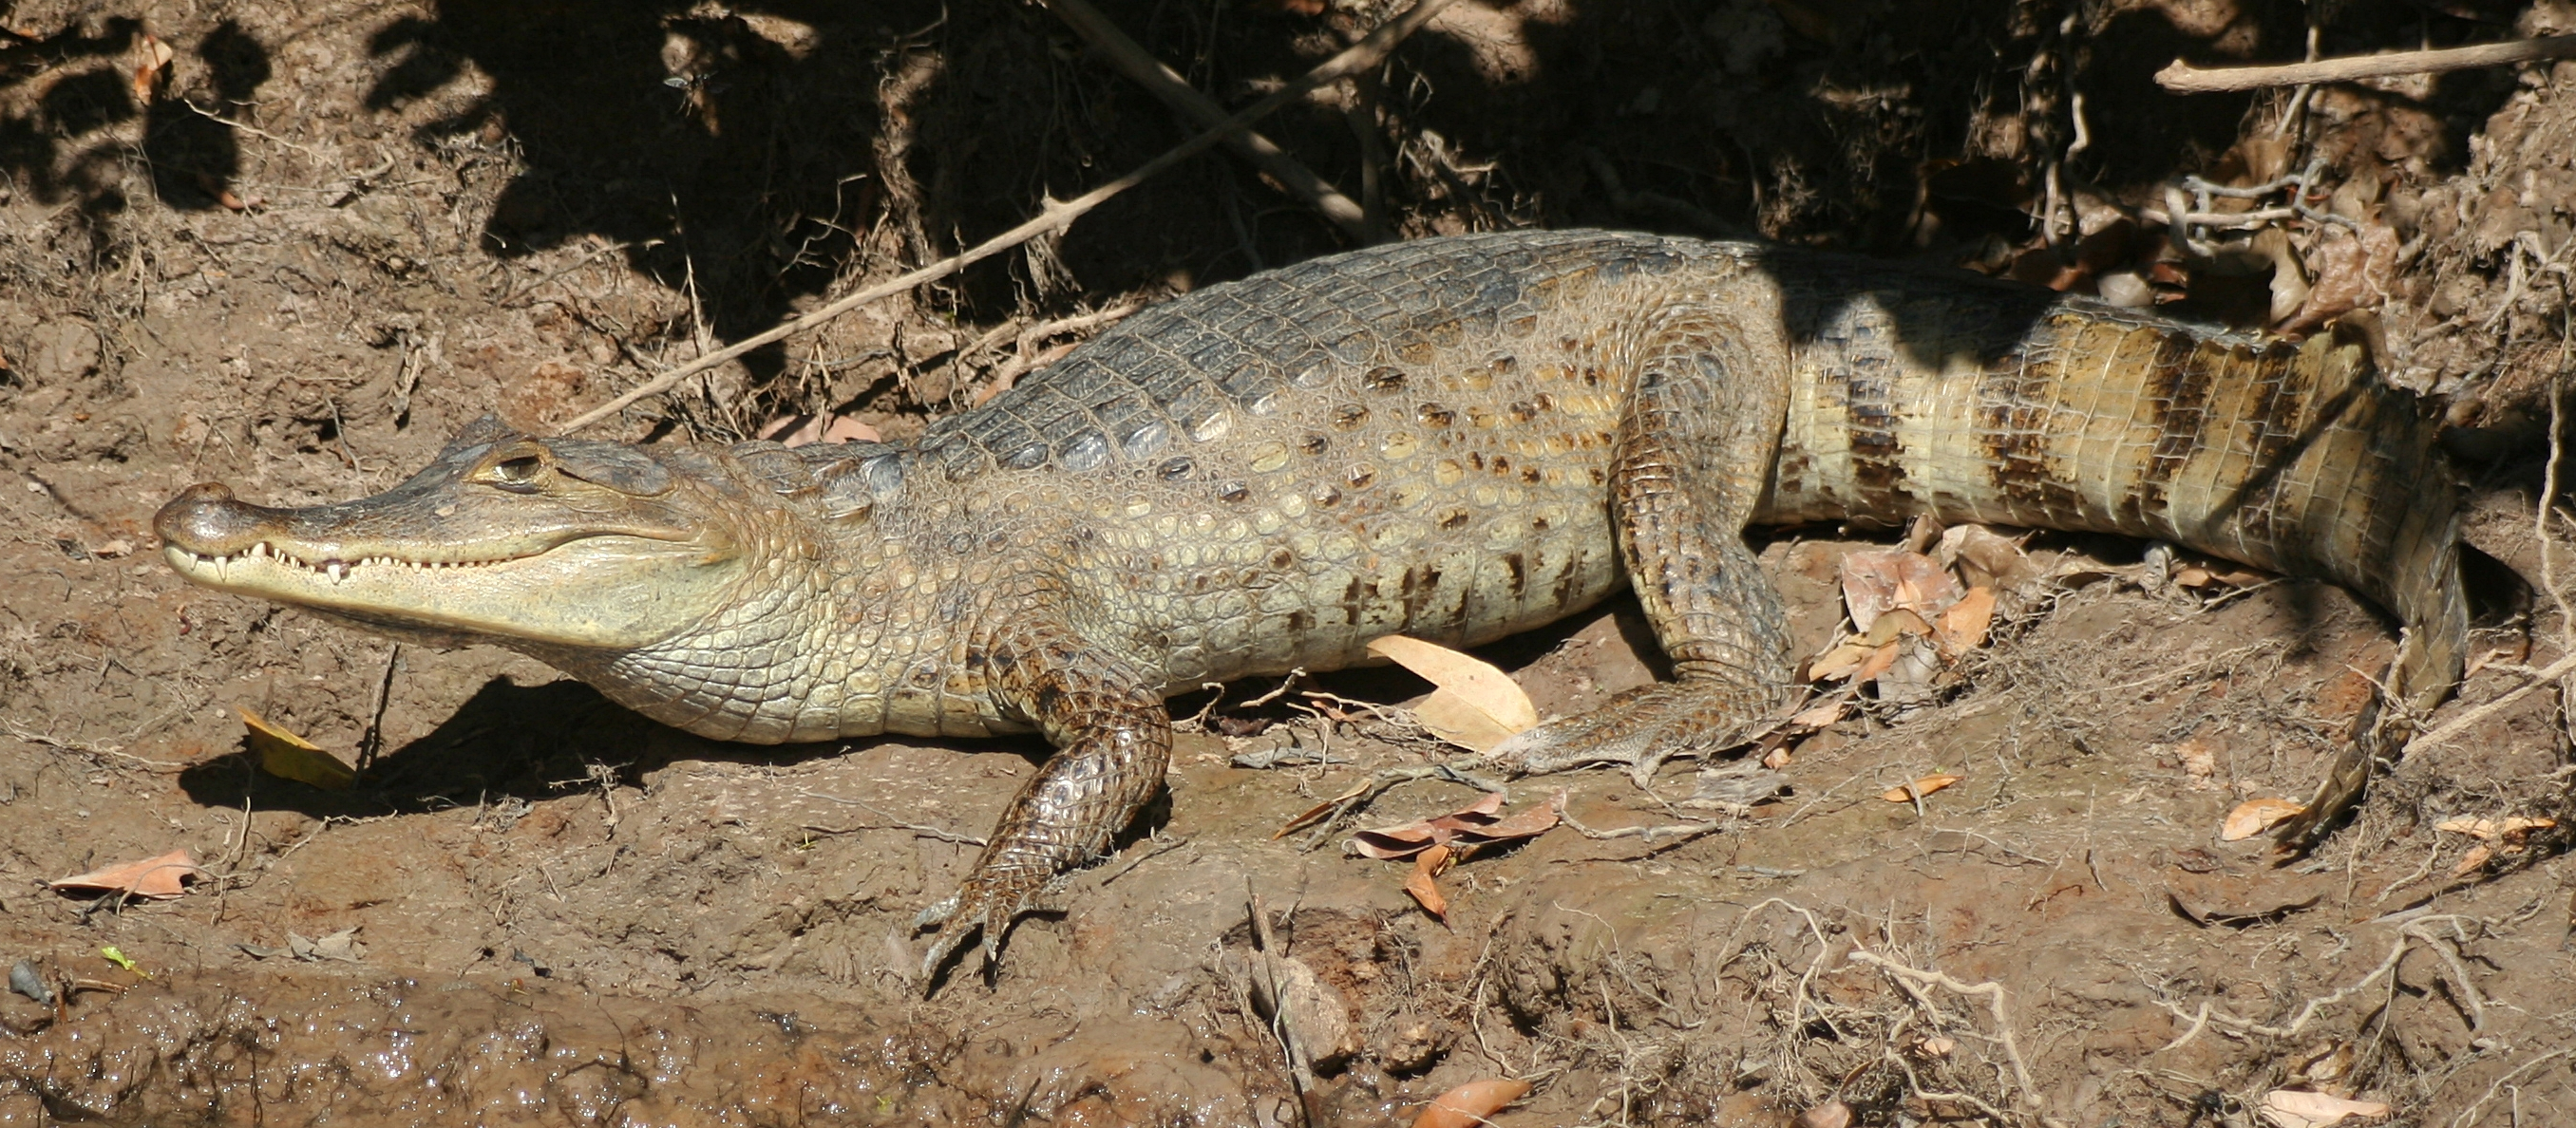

{"left": 913, "top": 869, "right": 1045, "bottom": 994}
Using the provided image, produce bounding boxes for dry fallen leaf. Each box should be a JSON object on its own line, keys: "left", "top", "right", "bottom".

{"left": 1840, "top": 548, "right": 1965, "bottom": 634}
{"left": 1789, "top": 696, "right": 1849, "bottom": 729}
{"left": 1881, "top": 774, "right": 1961, "bottom": 803}
{"left": 1911, "top": 1035, "right": 1957, "bottom": 1059}
{"left": 1795, "top": 1100, "right": 1855, "bottom": 1128}
{"left": 130, "top": 33, "right": 174, "bottom": 101}
{"left": 1937, "top": 524, "right": 2041, "bottom": 592}
{"left": 2282, "top": 218, "right": 2399, "bottom": 334}
{"left": 1274, "top": 779, "right": 1373, "bottom": 839}
{"left": 1806, "top": 639, "right": 1877, "bottom": 682}
{"left": 2451, "top": 843, "right": 2493, "bottom": 876}
{"left": 240, "top": 707, "right": 357, "bottom": 790}
{"left": 761, "top": 412, "right": 883, "bottom": 447}
{"left": 1850, "top": 639, "right": 1904, "bottom": 686}
{"left": 1367, "top": 635, "right": 1537, "bottom": 752}
{"left": 2222, "top": 798, "right": 2307, "bottom": 841}
{"left": 1411, "top": 1077, "right": 1533, "bottom": 1128}
{"left": 2434, "top": 816, "right": 2556, "bottom": 840}
{"left": 822, "top": 415, "right": 881, "bottom": 443}
{"left": 50, "top": 848, "right": 206, "bottom": 900}
{"left": 1405, "top": 843, "right": 1453, "bottom": 921}
{"left": 1935, "top": 585, "right": 1996, "bottom": 654}
{"left": 2259, "top": 1088, "right": 2391, "bottom": 1128}
{"left": 1349, "top": 792, "right": 1563, "bottom": 859}
{"left": 2173, "top": 564, "right": 2267, "bottom": 590}
{"left": 2177, "top": 737, "right": 2220, "bottom": 789}
{"left": 289, "top": 926, "right": 367, "bottom": 963}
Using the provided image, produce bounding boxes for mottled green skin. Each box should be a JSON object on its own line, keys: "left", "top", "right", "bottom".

{"left": 158, "top": 231, "right": 2465, "bottom": 980}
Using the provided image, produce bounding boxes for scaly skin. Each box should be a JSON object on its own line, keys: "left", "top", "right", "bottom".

{"left": 157, "top": 231, "right": 2466, "bottom": 983}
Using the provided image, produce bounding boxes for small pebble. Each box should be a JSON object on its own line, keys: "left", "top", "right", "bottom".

{"left": 2095, "top": 271, "right": 2153, "bottom": 309}
{"left": 9, "top": 959, "right": 52, "bottom": 1006}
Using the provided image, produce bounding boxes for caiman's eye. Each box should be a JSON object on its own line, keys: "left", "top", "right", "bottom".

{"left": 491, "top": 455, "right": 545, "bottom": 491}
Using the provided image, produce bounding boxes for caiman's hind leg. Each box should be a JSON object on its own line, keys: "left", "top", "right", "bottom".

{"left": 1492, "top": 308, "right": 1798, "bottom": 786}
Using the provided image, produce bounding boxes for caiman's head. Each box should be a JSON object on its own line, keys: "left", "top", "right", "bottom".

{"left": 157, "top": 417, "right": 749, "bottom": 651}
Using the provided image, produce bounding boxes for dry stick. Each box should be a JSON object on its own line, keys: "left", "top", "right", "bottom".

{"left": 2408, "top": 648, "right": 2576, "bottom": 751}
{"left": 1042, "top": 0, "right": 1370, "bottom": 240}
{"left": 1846, "top": 949, "right": 2061, "bottom": 1127}
{"left": 560, "top": 0, "right": 1458, "bottom": 434}
{"left": 2156, "top": 33, "right": 2576, "bottom": 93}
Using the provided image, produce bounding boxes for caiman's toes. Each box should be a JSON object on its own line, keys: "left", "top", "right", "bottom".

{"left": 913, "top": 870, "right": 1046, "bottom": 994}
{"left": 1491, "top": 683, "right": 1772, "bottom": 785}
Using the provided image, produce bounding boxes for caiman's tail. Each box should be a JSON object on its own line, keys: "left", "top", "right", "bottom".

{"left": 1785, "top": 303, "right": 2471, "bottom": 845}
{"left": 2029, "top": 311, "right": 2467, "bottom": 845}
{"left": 2167, "top": 318, "right": 2467, "bottom": 847}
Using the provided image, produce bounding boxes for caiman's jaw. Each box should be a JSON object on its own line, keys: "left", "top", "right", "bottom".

{"left": 156, "top": 422, "right": 749, "bottom": 651}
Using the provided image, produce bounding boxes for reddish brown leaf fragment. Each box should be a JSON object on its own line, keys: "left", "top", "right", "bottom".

{"left": 50, "top": 849, "right": 206, "bottom": 900}
{"left": 1405, "top": 844, "right": 1452, "bottom": 920}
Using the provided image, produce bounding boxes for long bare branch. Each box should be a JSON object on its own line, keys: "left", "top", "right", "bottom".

{"left": 561, "top": 0, "right": 1458, "bottom": 434}
{"left": 1043, "top": 0, "right": 1370, "bottom": 239}
{"left": 2157, "top": 34, "right": 2576, "bottom": 93}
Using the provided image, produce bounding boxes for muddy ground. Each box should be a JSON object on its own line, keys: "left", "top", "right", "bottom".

{"left": 3, "top": 0, "right": 2575, "bottom": 1124}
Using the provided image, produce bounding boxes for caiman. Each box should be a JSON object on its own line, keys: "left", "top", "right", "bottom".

{"left": 157, "top": 230, "right": 2467, "bottom": 979}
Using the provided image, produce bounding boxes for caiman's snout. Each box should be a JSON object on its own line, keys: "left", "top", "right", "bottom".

{"left": 156, "top": 481, "right": 288, "bottom": 555}
{"left": 154, "top": 447, "right": 751, "bottom": 652}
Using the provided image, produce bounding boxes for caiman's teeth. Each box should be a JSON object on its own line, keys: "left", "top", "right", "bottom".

{"left": 185, "top": 543, "right": 514, "bottom": 574}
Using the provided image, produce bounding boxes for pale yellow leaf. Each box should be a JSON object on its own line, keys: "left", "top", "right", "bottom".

{"left": 1368, "top": 635, "right": 1537, "bottom": 745}
{"left": 2259, "top": 1089, "right": 2391, "bottom": 1128}
{"left": 239, "top": 707, "right": 356, "bottom": 790}
{"left": 2221, "top": 798, "right": 2307, "bottom": 841}
{"left": 2433, "top": 816, "right": 2556, "bottom": 840}
{"left": 1413, "top": 689, "right": 1522, "bottom": 752}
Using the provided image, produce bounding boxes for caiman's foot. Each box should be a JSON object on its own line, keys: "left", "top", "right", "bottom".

{"left": 1487, "top": 682, "right": 1777, "bottom": 787}
{"left": 913, "top": 865, "right": 1051, "bottom": 992}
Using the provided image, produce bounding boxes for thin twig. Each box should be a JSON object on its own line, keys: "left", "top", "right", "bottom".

{"left": 1041, "top": 0, "right": 1369, "bottom": 239}
{"left": 1847, "top": 949, "right": 2060, "bottom": 1126}
{"left": 2409, "top": 649, "right": 2576, "bottom": 751}
{"left": 2150, "top": 916, "right": 2479, "bottom": 1046}
{"left": 972, "top": 302, "right": 1144, "bottom": 404}
{"left": 3, "top": 722, "right": 192, "bottom": 771}
{"left": 559, "top": 0, "right": 1458, "bottom": 433}
{"left": 2538, "top": 375, "right": 2574, "bottom": 645}
{"left": 2156, "top": 34, "right": 2576, "bottom": 93}
{"left": 1557, "top": 807, "right": 1729, "bottom": 850}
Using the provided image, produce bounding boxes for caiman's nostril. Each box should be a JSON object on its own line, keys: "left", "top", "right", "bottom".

{"left": 154, "top": 481, "right": 270, "bottom": 553}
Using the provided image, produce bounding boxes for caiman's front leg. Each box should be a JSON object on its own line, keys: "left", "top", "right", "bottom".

{"left": 915, "top": 628, "right": 1170, "bottom": 986}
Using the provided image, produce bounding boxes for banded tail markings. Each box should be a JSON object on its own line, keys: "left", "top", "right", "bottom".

{"left": 1840, "top": 310, "right": 1909, "bottom": 517}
